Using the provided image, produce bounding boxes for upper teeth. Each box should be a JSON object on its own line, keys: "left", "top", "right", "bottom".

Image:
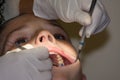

{"left": 49, "top": 52, "right": 56, "bottom": 54}
{"left": 57, "top": 54, "right": 64, "bottom": 67}
{"left": 50, "top": 52, "right": 64, "bottom": 67}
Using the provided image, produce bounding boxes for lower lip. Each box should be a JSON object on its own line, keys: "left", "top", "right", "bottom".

{"left": 52, "top": 67, "right": 87, "bottom": 80}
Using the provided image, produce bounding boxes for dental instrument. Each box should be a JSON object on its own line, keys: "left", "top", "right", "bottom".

{"left": 76, "top": 0, "right": 97, "bottom": 61}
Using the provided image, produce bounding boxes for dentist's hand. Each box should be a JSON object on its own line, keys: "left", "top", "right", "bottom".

{"left": 0, "top": 47, "right": 52, "bottom": 80}
{"left": 78, "top": 0, "right": 110, "bottom": 38}
{"left": 33, "top": 0, "right": 110, "bottom": 38}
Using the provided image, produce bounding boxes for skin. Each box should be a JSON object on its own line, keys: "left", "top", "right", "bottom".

{"left": 0, "top": 0, "right": 88, "bottom": 79}
{"left": 0, "top": 14, "right": 85, "bottom": 80}
{"left": 19, "top": 0, "right": 33, "bottom": 14}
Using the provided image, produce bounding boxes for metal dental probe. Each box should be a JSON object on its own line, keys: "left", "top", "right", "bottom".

{"left": 76, "top": 0, "right": 97, "bottom": 62}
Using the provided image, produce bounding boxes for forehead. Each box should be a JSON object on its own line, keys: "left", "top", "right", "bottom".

{"left": 2, "top": 14, "right": 49, "bottom": 32}
{"left": 1, "top": 14, "right": 64, "bottom": 35}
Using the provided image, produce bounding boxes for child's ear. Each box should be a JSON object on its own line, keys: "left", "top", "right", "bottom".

{"left": 19, "top": 0, "right": 34, "bottom": 14}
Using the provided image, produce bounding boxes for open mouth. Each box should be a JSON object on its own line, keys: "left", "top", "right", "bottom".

{"left": 48, "top": 47, "right": 76, "bottom": 67}
{"left": 49, "top": 53, "right": 71, "bottom": 67}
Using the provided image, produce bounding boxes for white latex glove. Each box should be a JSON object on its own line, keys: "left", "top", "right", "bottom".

{"left": 78, "top": 0, "right": 110, "bottom": 38}
{"left": 33, "top": 0, "right": 110, "bottom": 38}
{"left": 0, "top": 47, "right": 52, "bottom": 80}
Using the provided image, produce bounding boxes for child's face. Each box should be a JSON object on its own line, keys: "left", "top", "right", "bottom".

{"left": 0, "top": 14, "right": 86, "bottom": 80}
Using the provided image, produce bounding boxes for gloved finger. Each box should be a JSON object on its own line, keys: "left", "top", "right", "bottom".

{"left": 79, "top": 3, "right": 102, "bottom": 38}
{"left": 38, "top": 71, "right": 52, "bottom": 80}
{"left": 85, "top": 3, "right": 103, "bottom": 38}
{"left": 32, "top": 71, "right": 52, "bottom": 80}
{"left": 54, "top": 0, "right": 91, "bottom": 26}
{"left": 79, "top": 0, "right": 110, "bottom": 38}
{"left": 26, "top": 56, "right": 52, "bottom": 71}
{"left": 75, "top": 11, "right": 91, "bottom": 26}
{"left": 23, "top": 63, "right": 52, "bottom": 80}
{"left": 19, "top": 47, "right": 49, "bottom": 60}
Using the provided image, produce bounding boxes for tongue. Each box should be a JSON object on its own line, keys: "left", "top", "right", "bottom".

{"left": 49, "top": 54, "right": 58, "bottom": 66}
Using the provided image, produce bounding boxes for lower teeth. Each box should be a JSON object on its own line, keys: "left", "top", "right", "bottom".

{"left": 58, "top": 63, "right": 64, "bottom": 67}
{"left": 49, "top": 54, "right": 65, "bottom": 67}
{"left": 57, "top": 54, "right": 64, "bottom": 67}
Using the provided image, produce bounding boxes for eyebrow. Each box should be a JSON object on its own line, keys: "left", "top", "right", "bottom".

{"left": 45, "top": 20, "right": 64, "bottom": 32}
{"left": 5, "top": 25, "right": 26, "bottom": 45}
{"left": 50, "top": 20, "right": 60, "bottom": 26}
{"left": 8, "top": 25, "right": 26, "bottom": 36}
{"left": 49, "top": 20, "right": 64, "bottom": 29}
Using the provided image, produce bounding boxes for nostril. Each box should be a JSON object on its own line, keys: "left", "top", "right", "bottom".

{"left": 48, "top": 35, "right": 53, "bottom": 42}
{"left": 39, "top": 36, "right": 44, "bottom": 42}
{"left": 39, "top": 35, "right": 53, "bottom": 42}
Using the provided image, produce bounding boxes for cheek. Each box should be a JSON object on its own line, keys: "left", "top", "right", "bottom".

{"left": 57, "top": 41, "right": 77, "bottom": 57}
{"left": 0, "top": 35, "right": 8, "bottom": 54}
{"left": 0, "top": 43, "right": 3, "bottom": 54}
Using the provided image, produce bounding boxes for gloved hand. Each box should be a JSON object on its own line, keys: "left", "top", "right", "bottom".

{"left": 0, "top": 47, "right": 52, "bottom": 80}
{"left": 33, "top": 0, "right": 110, "bottom": 38}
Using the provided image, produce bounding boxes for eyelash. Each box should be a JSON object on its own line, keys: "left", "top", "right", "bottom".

{"left": 54, "top": 33, "right": 66, "bottom": 40}
{"left": 15, "top": 37, "right": 28, "bottom": 46}
{"left": 15, "top": 33, "right": 65, "bottom": 44}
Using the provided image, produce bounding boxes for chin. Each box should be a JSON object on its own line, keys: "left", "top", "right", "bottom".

{"left": 51, "top": 60, "right": 84, "bottom": 80}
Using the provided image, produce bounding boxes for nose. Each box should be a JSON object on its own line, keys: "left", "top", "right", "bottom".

{"left": 35, "top": 30, "right": 56, "bottom": 45}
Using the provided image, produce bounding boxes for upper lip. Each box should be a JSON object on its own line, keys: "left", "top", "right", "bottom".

{"left": 47, "top": 46, "right": 76, "bottom": 63}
